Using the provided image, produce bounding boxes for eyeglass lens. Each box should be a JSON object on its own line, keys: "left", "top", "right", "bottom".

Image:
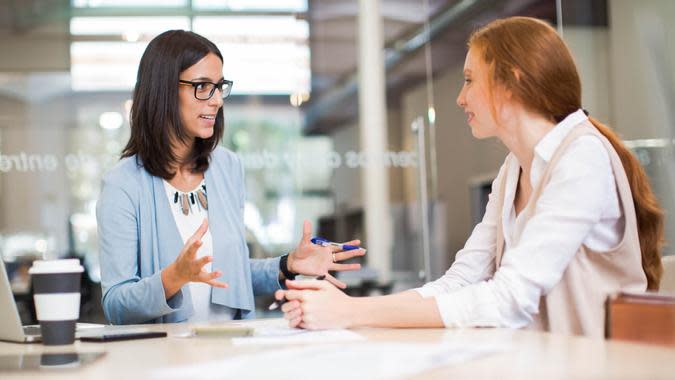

{"left": 195, "top": 82, "right": 232, "bottom": 100}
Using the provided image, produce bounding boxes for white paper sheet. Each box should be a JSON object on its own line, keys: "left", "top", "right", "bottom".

{"left": 230, "top": 318, "right": 365, "bottom": 345}
{"left": 151, "top": 342, "right": 507, "bottom": 380}
{"left": 232, "top": 329, "right": 365, "bottom": 346}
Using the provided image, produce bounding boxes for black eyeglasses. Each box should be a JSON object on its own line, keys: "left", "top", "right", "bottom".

{"left": 178, "top": 79, "right": 233, "bottom": 100}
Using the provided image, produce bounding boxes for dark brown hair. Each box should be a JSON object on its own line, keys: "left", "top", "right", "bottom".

{"left": 122, "top": 30, "right": 225, "bottom": 179}
{"left": 469, "top": 17, "right": 664, "bottom": 289}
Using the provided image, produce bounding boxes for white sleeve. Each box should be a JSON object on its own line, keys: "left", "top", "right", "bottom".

{"left": 415, "top": 158, "right": 508, "bottom": 297}
{"left": 429, "top": 137, "right": 615, "bottom": 328}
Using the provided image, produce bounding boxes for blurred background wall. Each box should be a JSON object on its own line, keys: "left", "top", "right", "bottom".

{"left": 0, "top": 0, "right": 673, "bottom": 322}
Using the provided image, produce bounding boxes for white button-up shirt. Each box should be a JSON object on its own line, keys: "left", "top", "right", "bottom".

{"left": 416, "top": 110, "right": 623, "bottom": 328}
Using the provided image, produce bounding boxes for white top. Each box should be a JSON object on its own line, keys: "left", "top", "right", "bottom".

{"left": 416, "top": 110, "right": 623, "bottom": 328}
{"left": 163, "top": 180, "right": 237, "bottom": 322}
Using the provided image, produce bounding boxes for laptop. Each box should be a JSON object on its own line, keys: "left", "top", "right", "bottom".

{"left": 0, "top": 260, "right": 106, "bottom": 343}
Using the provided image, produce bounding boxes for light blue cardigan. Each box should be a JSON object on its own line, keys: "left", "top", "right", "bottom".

{"left": 97, "top": 147, "right": 281, "bottom": 325}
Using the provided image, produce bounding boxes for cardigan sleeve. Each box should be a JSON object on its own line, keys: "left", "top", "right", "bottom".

{"left": 250, "top": 257, "right": 283, "bottom": 295}
{"left": 97, "top": 179, "right": 182, "bottom": 324}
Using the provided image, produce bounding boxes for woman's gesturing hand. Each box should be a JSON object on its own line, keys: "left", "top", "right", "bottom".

{"left": 287, "top": 220, "right": 366, "bottom": 289}
{"left": 161, "top": 219, "right": 228, "bottom": 299}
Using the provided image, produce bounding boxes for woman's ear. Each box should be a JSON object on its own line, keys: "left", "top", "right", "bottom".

{"left": 505, "top": 68, "right": 522, "bottom": 100}
{"left": 511, "top": 67, "right": 522, "bottom": 82}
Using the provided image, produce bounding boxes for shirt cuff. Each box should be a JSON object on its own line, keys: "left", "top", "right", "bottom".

{"left": 413, "top": 286, "right": 438, "bottom": 298}
{"left": 431, "top": 283, "right": 502, "bottom": 329}
{"left": 414, "top": 279, "right": 463, "bottom": 298}
{"left": 433, "top": 291, "right": 469, "bottom": 328}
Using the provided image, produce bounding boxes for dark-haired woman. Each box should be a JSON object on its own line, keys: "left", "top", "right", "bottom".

{"left": 276, "top": 17, "right": 664, "bottom": 337}
{"left": 97, "top": 30, "right": 364, "bottom": 325}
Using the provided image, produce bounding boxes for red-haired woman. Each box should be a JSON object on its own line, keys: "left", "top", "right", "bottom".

{"left": 275, "top": 16, "right": 664, "bottom": 337}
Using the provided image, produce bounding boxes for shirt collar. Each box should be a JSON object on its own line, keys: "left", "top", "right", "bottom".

{"left": 533, "top": 109, "right": 588, "bottom": 163}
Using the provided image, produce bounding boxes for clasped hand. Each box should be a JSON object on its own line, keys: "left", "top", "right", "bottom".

{"left": 275, "top": 279, "right": 353, "bottom": 330}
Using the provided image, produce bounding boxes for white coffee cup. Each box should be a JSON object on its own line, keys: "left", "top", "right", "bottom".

{"left": 28, "top": 259, "right": 84, "bottom": 345}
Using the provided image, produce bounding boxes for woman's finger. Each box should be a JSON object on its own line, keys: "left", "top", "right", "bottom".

{"left": 289, "top": 316, "right": 302, "bottom": 328}
{"left": 201, "top": 270, "right": 227, "bottom": 287}
{"left": 284, "top": 307, "right": 302, "bottom": 321}
{"left": 332, "top": 249, "right": 366, "bottom": 261}
{"left": 328, "top": 240, "right": 362, "bottom": 253}
{"left": 300, "top": 220, "right": 312, "bottom": 245}
{"left": 195, "top": 255, "right": 212, "bottom": 269}
{"left": 285, "top": 279, "right": 328, "bottom": 291}
{"left": 197, "top": 268, "right": 224, "bottom": 284}
{"left": 189, "top": 218, "right": 209, "bottom": 241}
{"left": 182, "top": 219, "right": 208, "bottom": 258}
{"left": 283, "top": 289, "right": 307, "bottom": 302}
{"left": 340, "top": 239, "right": 360, "bottom": 246}
{"left": 329, "top": 263, "right": 361, "bottom": 272}
{"left": 205, "top": 279, "right": 228, "bottom": 288}
{"left": 324, "top": 273, "right": 347, "bottom": 289}
{"left": 184, "top": 239, "right": 202, "bottom": 260}
{"left": 281, "top": 300, "right": 300, "bottom": 313}
{"left": 274, "top": 289, "right": 285, "bottom": 301}
{"left": 204, "top": 269, "right": 222, "bottom": 279}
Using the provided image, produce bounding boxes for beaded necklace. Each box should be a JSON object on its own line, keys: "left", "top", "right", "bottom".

{"left": 171, "top": 183, "right": 208, "bottom": 215}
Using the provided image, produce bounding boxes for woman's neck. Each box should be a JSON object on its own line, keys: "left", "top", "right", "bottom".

{"left": 170, "top": 167, "right": 203, "bottom": 191}
{"left": 169, "top": 139, "right": 203, "bottom": 192}
{"left": 497, "top": 108, "right": 556, "bottom": 174}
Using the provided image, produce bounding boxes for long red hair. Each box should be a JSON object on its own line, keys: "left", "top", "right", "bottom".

{"left": 469, "top": 17, "right": 663, "bottom": 290}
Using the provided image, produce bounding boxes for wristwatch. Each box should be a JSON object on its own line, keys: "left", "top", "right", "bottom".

{"left": 279, "top": 254, "right": 296, "bottom": 280}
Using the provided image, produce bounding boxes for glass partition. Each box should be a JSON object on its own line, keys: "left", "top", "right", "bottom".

{"left": 8, "top": 0, "right": 659, "bottom": 325}
{"left": 0, "top": 1, "right": 316, "bottom": 323}
{"left": 560, "top": 0, "right": 675, "bottom": 257}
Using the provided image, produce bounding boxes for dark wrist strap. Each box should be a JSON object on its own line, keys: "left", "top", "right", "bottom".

{"left": 279, "top": 254, "right": 296, "bottom": 280}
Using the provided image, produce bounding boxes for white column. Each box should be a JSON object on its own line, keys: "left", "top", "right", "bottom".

{"left": 358, "top": 0, "right": 392, "bottom": 283}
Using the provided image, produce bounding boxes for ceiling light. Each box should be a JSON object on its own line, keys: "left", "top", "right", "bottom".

{"left": 99, "top": 111, "right": 123, "bottom": 130}
{"left": 427, "top": 106, "right": 436, "bottom": 124}
{"left": 123, "top": 31, "right": 140, "bottom": 42}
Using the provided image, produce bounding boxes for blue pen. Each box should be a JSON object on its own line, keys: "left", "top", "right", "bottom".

{"left": 311, "top": 237, "right": 362, "bottom": 251}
